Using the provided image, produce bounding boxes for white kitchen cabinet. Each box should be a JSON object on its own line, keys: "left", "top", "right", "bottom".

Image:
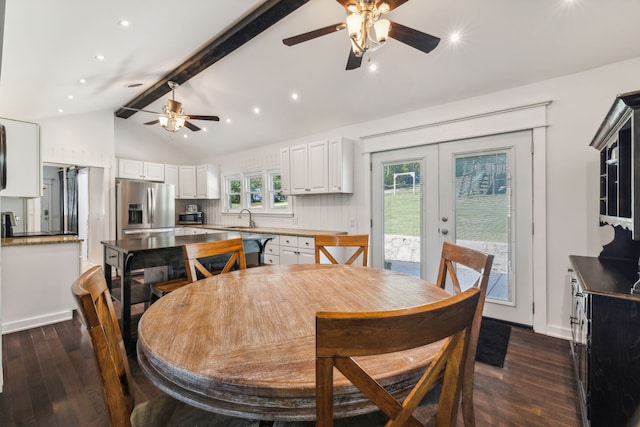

{"left": 196, "top": 164, "right": 220, "bottom": 199}
{"left": 263, "top": 235, "right": 280, "bottom": 265}
{"left": 178, "top": 164, "right": 219, "bottom": 199}
{"left": 290, "top": 140, "right": 328, "bottom": 194}
{"left": 165, "top": 164, "right": 179, "bottom": 197}
{"left": 279, "top": 235, "right": 315, "bottom": 265}
{"left": 118, "top": 159, "right": 165, "bottom": 182}
{"left": 283, "top": 137, "right": 353, "bottom": 195}
{"left": 328, "top": 137, "right": 354, "bottom": 193}
{"left": 280, "top": 148, "right": 290, "bottom": 195}
{"left": 178, "top": 165, "right": 197, "bottom": 198}
{"left": 0, "top": 118, "right": 41, "bottom": 198}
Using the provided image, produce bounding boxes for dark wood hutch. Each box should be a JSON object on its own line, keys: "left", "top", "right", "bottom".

{"left": 570, "top": 90, "right": 640, "bottom": 426}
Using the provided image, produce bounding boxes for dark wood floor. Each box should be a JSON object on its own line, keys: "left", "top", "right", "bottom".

{"left": 0, "top": 315, "right": 581, "bottom": 426}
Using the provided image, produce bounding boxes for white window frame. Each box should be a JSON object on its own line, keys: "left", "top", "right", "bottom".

{"left": 223, "top": 169, "right": 292, "bottom": 215}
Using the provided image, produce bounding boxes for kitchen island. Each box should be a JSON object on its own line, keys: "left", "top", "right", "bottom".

{"left": 101, "top": 231, "right": 275, "bottom": 354}
{"left": 2, "top": 234, "right": 82, "bottom": 333}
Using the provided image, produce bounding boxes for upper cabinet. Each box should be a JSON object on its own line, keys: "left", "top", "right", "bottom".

{"left": 0, "top": 118, "right": 41, "bottom": 198}
{"left": 118, "top": 159, "right": 165, "bottom": 182}
{"left": 165, "top": 164, "right": 179, "bottom": 197}
{"left": 328, "top": 137, "right": 354, "bottom": 193}
{"left": 284, "top": 137, "right": 353, "bottom": 195}
{"left": 196, "top": 164, "right": 220, "bottom": 199}
{"left": 178, "top": 164, "right": 220, "bottom": 199}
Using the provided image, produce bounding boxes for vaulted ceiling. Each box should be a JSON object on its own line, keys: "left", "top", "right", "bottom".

{"left": 2, "top": 0, "right": 640, "bottom": 156}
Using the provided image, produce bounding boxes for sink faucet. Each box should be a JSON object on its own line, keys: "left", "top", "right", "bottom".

{"left": 238, "top": 209, "right": 255, "bottom": 228}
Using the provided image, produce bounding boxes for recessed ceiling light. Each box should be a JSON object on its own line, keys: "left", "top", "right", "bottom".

{"left": 449, "top": 32, "right": 461, "bottom": 43}
{"left": 66, "top": 95, "right": 74, "bottom": 100}
{"left": 369, "top": 62, "right": 378, "bottom": 72}
{"left": 95, "top": 54, "right": 105, "bottom": 61}
{"left": 183, "top": 134, "right": 188, "bottom": 139}
{"left": 57, "top": 108, "right": 64, "bottom": 113}
{"left": 291, "top": 92, "right": 299, "bottom": 101}
{"left": 78, "top": 78, "right": 87, "bottom": 84}
{"left": 253, "top": 107, "right": 261, "bottom": 115}
{"left": 225, "top": 118, "right": 231, "bottom": 124}
{"left": 118, "top": 20, "right": 131, "bottom": 27}
{"left": 201, "top": 127, "right": 208, "bottom": 132}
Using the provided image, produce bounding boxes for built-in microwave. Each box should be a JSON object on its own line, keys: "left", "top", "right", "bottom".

{"left": 178, "top": 211, "right": 204, "bottom": 224}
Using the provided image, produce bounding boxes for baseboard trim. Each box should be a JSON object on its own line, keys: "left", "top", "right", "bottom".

{"left": 1, "top": 310, "right": 74, "bottom": 335}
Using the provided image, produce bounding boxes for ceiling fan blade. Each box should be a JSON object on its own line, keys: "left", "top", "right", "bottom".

{"left": 388, "top": 21, "right": 440, "bottom": 54}
{"left": 283, "top": 23, "right": 345, "bottom": 46}
{"left": 121, "top": 106, "right": 163, "bottom": 115}
{"left": 380, "top": 0, "right": 410, "bottom": 12}
{"left": 144, "top": 119, "right": 160, "bottom": 125}
{"left": 187, "top": 115, "right": 220, "bottom": 122}
{"left": 184, "top": 121, "right": 202, "bottom": 132}
{"left": 346, "top": 49, "right": 363, "bottom": 70}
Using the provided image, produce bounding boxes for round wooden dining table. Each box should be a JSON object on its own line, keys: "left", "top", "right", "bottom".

{"left": 137, "top": 263, "right": 452, "bottom": 422}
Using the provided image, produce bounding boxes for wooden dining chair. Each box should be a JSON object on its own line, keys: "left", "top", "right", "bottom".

{"left": 435, "top": 241, "right": 494, "bottom": 427}
{"left": 150, "top": 237, "right": 246, "bottom": 301}
{"left": 71, "top": 266, "right": 256, "bottom": 427}
{"left": 314, "top": 234, "right": 369, "bottom": 266}
{"left": 315, "top": 287, "right": 482, "bottom": 427}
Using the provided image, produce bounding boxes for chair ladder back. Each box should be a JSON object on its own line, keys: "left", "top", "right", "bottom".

{"left": 315, "top": 288, "right": 481, "bottom": 427}
{"left": 434, "top": 241, "right": 495, "bottom": 427}
{"left": 314, "top": 234, "right": 369, "bottom": 266}
{"left": 184, "top": 238, "right": 246, "bottom": 282}
{"left": 71, "top": 266, "right": 134, "bottom": 427}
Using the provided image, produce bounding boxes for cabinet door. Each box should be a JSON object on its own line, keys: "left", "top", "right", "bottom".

{"left": 280, "top": 147, "right": 291, "bottom": 195}
{"left": 297, "top": 250, "right": 316, "bottom": 264}
{"left": 280, "top": 247, "right": 299, "bottom": 265}
{"left": 0, "top": 119, "right": 41, "bottom": 198}
{"left": 328, "top": 137, "right": 354, "bottom": 193}
{"left": 165, "top": 165, "right": 179, "bottom": 197}
{"left": 196, "top": 164, "right": 220, "bottom": 199}
{"left": 307, "top": 140, "right": 328, "bottom": 193}
{"left": 178, "top": 166, "right": 197, "bottom": 199}
{"left": 118, "top": 159, "right": 144, "bottom": 179}
{"left": 144, "top": 162, "right": 165, "bottom": 182}
{"left": 290, "top": 144, "right": 308, "bottom": 194}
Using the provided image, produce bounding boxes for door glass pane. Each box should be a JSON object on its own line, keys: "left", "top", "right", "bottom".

{"left": 454, "top": 151, "right": 510, "bottom": 302}
{"left": 383, "top": 162, "right": 421, "bottom": 277}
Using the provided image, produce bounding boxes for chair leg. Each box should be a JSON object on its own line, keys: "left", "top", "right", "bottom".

{"left": 461, "top": 377, "right": 476, "bottom": 427}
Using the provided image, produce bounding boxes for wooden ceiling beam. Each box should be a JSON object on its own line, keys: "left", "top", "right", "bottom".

{"left": 115, "top": 0, "right": 309, "bottom": 119}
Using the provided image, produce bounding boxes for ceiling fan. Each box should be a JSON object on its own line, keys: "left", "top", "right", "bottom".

{"left": 283, "top": 0, "right": 440, "bottom": 70}
{"left": 122, "top": 81, "right": 220, "bottom": 132}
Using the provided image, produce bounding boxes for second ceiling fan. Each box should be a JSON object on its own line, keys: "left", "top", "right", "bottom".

{"left": 123, "top": 81, "right": 220, "bottom": 132}
{"left": 283, "top": 0, "right": 441, "bottom": 70}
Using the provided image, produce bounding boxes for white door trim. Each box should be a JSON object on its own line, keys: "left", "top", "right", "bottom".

{"left": 362, "top": 102, "right": 548, "bottom": 334}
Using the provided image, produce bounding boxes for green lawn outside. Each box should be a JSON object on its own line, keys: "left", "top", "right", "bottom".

{"left": 384, "top": 188, "right": 508, "bottom": 242}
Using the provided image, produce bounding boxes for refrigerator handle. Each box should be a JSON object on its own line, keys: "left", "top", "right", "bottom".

{"left": 148, "top": 187, "right": 154, "bottom": 224}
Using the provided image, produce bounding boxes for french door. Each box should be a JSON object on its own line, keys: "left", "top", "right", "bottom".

{"left": 371, "top": 131, "right": 533, "bottom": 325}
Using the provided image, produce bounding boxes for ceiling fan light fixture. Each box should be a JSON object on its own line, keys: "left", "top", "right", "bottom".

{"left": 373, "top": 19, "right": 391, "bottom": 43}
{"left": 346, "top": 12, "right": 364, "bottom": 40}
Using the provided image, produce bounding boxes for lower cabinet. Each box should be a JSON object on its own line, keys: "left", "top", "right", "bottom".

{"left": 569, "top": 255, "right": 640, "bottom": 427}
{"left": 280, "top": 235, "right": 315, "bottom": 264}
{"left": 263, "top": 235, "right": 315, "bottom": 265}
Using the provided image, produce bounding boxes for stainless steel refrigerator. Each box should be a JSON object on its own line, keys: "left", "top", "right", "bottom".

{"left": 116, "top": 180, "right": 175, "bottom": 239}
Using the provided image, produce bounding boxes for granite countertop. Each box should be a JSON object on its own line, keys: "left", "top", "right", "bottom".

{"left": 2, "top": 234, "right": 83, "bottom": 247}
{"left": 182, "top": 224, "right": 347, "bottom": 238}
